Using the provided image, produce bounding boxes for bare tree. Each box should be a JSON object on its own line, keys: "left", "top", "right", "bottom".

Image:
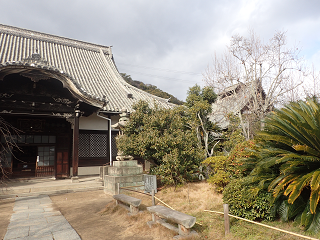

{"left": 204, "top": 30, "right": 305, "bottom": 139}
{"left": 0, "top": 117, "right": 19, "bottom": 182}
{"left": 303, "top": 65, "right": 320, "bottom": 99}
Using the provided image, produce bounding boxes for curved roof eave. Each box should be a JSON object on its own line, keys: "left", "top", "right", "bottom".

{"left": 0, "top": 62, "right": 105, "bottom": 108}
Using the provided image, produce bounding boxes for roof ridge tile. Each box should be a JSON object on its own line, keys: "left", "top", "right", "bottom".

{"left": 0, "top": 24, "right": 111, "bottom": 54}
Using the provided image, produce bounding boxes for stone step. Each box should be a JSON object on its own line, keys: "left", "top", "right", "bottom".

{"left": 113, "top": 160, "right": 139, "bottom": 167}
{"left": 104, "top": 174, "right": 143, "bottom": 183}
{"left": 108, "top": 166, "right": 143, "bottom": 176}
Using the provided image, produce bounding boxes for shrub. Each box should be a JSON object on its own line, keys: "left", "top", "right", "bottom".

{"left": 223, "top": 178, "right": 274, "bottom": 221}
{"left": 151, "top": 149, "right": 199, "bottom": 186}
{"left": 202, "top": 140, "right": 256, "bottom": 193}
{"left": 117, "top": 101, "right": 204, "bottom": 186}
{"left": 203, "top": 156, "right": 230, "bottom": 193}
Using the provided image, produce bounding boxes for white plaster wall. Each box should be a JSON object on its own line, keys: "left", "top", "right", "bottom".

{"left": 79, "top": 114, "right": 109, "bottom": 130}
{"left": 70, "top": 114, "right": 120, "bottom": 130}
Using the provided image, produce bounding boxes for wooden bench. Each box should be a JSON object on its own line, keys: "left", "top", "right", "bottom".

{"left": 113, "top": 194, "right": 141, "bottom": 215}
{"left": 147, "top": 205, "right": 197, "bottom": 238}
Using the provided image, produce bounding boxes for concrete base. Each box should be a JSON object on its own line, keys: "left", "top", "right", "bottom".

{"left": 104, "top": 175, "right": 144, "bottom": 195}
{"left": 103, "top": 160, "right": 144, "bottom": 195}
{"left": 71, "top": 176, "right": 80, "bottom": 183}
{"left": 100, "top": 166, "right": 109, "bottom": 179}
{"left": 70, "top": 166, "right": 101, "bottom": 176}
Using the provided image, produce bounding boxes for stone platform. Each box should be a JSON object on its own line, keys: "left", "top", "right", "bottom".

{"left": 102, "top": 160, "right": 144, "bottom": 195}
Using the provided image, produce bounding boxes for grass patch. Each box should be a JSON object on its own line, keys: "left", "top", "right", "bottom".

{"left": 102, "top": 182, "right": 320, "bottom": 239}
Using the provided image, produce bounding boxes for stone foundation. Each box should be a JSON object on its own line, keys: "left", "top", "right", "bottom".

{"left": 102, "top": 160, "right": 144, "bottom": 195}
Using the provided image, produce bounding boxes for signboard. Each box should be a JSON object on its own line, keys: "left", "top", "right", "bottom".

{"left": 144, "top": 174, "right": 157, "bottom": 193}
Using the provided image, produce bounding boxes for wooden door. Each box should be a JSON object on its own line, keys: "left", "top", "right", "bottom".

{"left": 56, "top": 151, "right": 68, "bottom": 178}
{"left": 56, "top": 135, "right": 70, "bottom": 178}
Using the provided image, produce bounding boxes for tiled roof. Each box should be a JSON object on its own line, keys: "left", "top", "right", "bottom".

{"left": 0, "top": 24, "right": 175, "bottom": 113}
{"left": 209, "top": 83, "right": 252, "bottom": 129}
{"left": 209, "top": 81, "right": 266, "bottom": 129}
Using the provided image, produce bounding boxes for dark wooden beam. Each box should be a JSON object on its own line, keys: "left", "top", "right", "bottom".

{"left": 72, "top": 110, "right": 80, "bottom": 177}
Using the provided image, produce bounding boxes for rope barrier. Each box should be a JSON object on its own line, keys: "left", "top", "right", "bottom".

{"left": 118, "top": 184, "right": 315, "bottom": 236}
{"left": 153, "top": 196, "right": 175, "bottom": 210}
{"left": 119, "top": 186, "right": 176, "bottom": 210}
{"left": 204, "top": 210, "right": 319, "bottom": 240}
{"left": 119, "top": 187, "right": 150, "bottom": 196}
{"left": 119, "top": 185, "right": 202, "bottom": 224}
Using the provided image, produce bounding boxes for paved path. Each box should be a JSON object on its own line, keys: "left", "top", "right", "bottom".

{"left": 4, "top": 195, "right": 81, "bottom": 240}
{"left": 1, "top": 176, "right": 103, "bottom": 198}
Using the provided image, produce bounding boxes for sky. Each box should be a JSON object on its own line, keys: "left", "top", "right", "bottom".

{"left": 1, "top": 0, "right": 320, "bottom": 101}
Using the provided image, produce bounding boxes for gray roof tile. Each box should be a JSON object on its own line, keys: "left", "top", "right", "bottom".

{"left": 0, "top": 24, "right": 175, "bottom": 112}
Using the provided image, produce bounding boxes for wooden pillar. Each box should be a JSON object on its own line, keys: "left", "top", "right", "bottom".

{"left": 223, "top": 204, "right": 230, "bottom": 236}
{"left": 151, "top": 190, "right": 155, "bottom": 206}
{"left": 72, "top": 110, "right": 80, "bottom": 177}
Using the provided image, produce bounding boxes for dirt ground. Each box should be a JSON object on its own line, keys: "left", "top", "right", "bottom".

{"left": 50, "top": 190, "right": 157, "bottom": 240}
{"left": 0, "top": 198, "right": 14, "bottom": 239}
{"left": 0, "top": 189, "right": 188, "bottom": 240}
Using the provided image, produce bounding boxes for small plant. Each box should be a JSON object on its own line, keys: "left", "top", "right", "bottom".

{"left": 223, "top": 178, "right": 274, "bottom": 221}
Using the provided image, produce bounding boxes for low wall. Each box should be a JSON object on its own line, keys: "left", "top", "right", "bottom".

{"left": 70, "top": 166, "right": 100, "bottom": 176}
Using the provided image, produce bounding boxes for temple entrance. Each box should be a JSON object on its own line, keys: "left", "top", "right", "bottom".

{"left": 0, "top": 70, "right": 100, "bottom": 179}
{"left": 9, "top": 140, "right": 57, "bottom": 178}
{"left": 12, "top": 146, "right": 37, "bottom": 178}
{"left": 0, "top": 117, "right": 72, "bottom": 179}
{"left": 10, "top": 145, "right": 57, "bottom": 178}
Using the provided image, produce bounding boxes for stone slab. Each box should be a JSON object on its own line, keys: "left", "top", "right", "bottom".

{"left": 147, "top": 205, "right": 196, "bottom": 229}
{"left": 113, "top": 194, "right": 141, "bottom": 207}
{"left": 3, "top": 195, "right": 81, "bottom": 240}
{"left": 4, "top": 226, "right": 29, "bottom": 239}
{"left": 52, "top": 229, "right": 81, "bottom": 240}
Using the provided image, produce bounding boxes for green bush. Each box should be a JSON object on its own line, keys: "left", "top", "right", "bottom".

{"left": 117, "top": 100, "right": 204, "bottom": 186}
{"left": 202, "top": 140, "right": 256, "bottom": 193}
{"left": 203, "top": 156, "right": 230, "bottom": 193}
{"left": 223, "top": 178, "right": 274, "bottom": 221}
{"left": 150, "top": 149, "right": 199, "bottom": 186}
{"left": 208, "top": 170, "right": 230, "bottom": 193}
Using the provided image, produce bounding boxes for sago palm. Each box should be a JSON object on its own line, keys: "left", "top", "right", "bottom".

{"left": 250, "top": 98, "right": 320, "bottom": 232}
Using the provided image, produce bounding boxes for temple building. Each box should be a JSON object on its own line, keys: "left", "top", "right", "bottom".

{"left": 0, "top": 24, "right": 174, "bottom": 179}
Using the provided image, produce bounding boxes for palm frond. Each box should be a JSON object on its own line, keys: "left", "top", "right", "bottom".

{"left": 310, "top": 187, "right": 320, "bottom": 214}
{"left": 285, "top": 172, "right": 313, "bottom": 204}
{"left": 306, "top": 206, "right": 320, "bottom": 234}
{"left": 278, "top": 197, "right": 305, "bottom": 222}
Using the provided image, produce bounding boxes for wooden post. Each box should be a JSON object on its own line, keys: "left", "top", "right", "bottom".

{"left": 223, "top": 204, "right": 230, "bottom": 236}
{"left": 151, "top": 189, "right": 155, "bottom": 206}
{"left": 117, "top": 183, "right": 120, "bottom": 194}
{"left": 72, "top": 110, "right": 80, "bottom": 177}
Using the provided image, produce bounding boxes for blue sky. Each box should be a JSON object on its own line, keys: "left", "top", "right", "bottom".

{"left": 1, "top": 0, "right": 320, "bottom": 101}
